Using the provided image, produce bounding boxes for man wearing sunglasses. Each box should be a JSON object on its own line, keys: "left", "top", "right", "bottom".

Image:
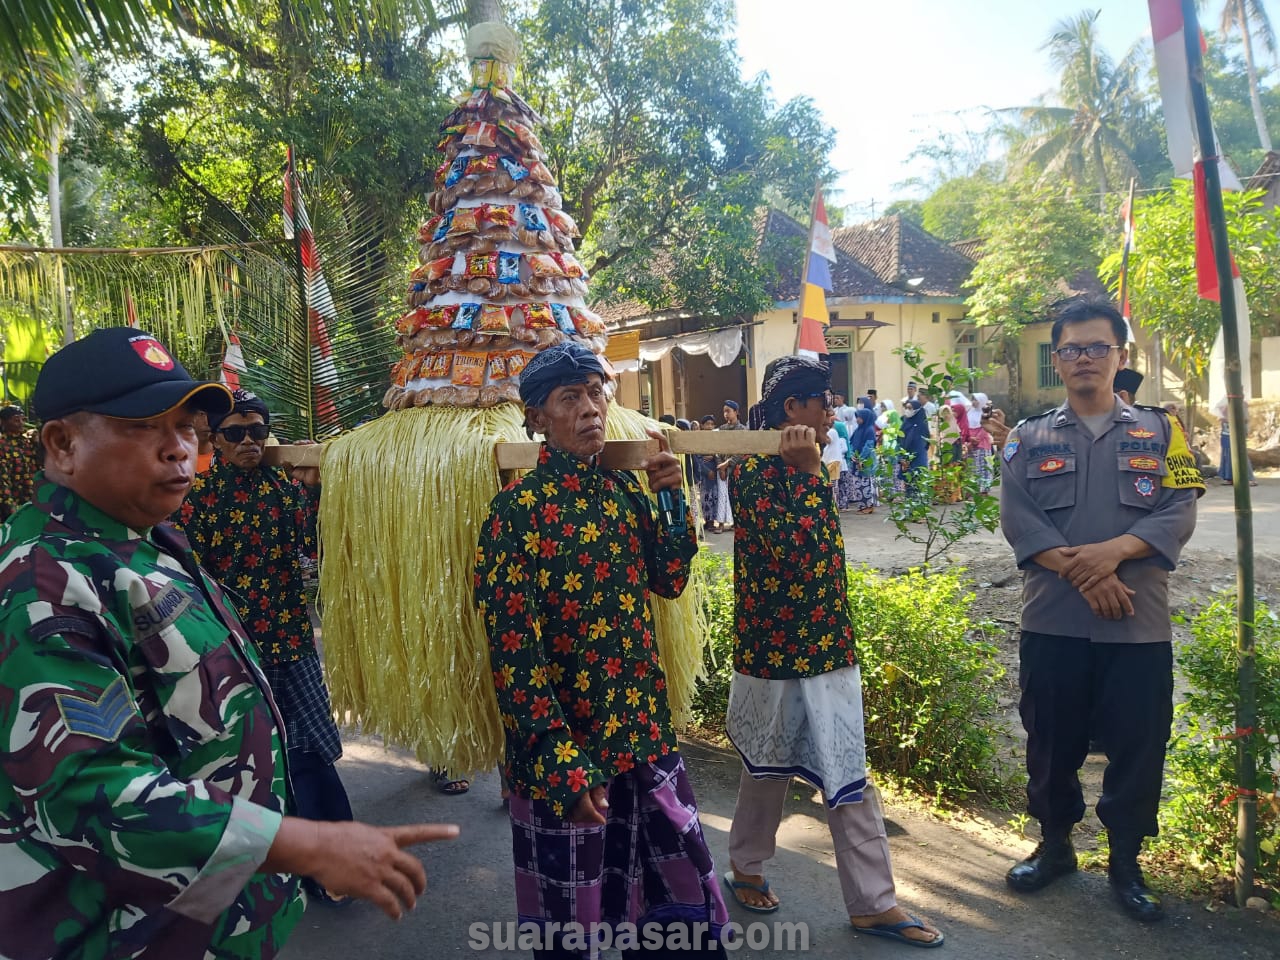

{"left": 177, "top": 389, "right": 355, "bottom": 903}
{"left": 999, "top": 300, "right": 1202, "bottom": 923}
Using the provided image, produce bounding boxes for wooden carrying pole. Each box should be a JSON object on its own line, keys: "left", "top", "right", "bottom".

{"left": 264, "top": 429, "right": 787, "bottom": 473}
{"left": 1181, "top": 0, "right": 1258, "bottom": 906}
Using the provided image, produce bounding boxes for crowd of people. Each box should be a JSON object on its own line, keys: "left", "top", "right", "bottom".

{"left": 0, "top": 301, "right": 1228, "bottom": 956}
{"left": 669, "top": 382, "right": 1012, "bottom": 531}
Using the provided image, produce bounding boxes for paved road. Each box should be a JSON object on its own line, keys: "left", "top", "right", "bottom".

{"left": 283, "top": 737, "right": 1276, "bottom": 959}
{"left": 282, "top": 478, "right": 1279, "bottom": 958}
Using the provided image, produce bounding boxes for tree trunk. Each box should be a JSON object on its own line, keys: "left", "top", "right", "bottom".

{"left": 467, "top": 0, "right": 504, "bottom": 25}
{"left": 1002, "top": 336, "right": 1023, "bottom": 416}
{"left": 1237, "top": 7, "right": 1274, "bottom": 152}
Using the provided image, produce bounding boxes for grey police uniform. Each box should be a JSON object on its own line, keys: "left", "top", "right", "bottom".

{"left": 1000, "top": 398, "right": 1198, "bottom": 642}
{"left": 999, "top": 397, "right": 1201, "bottom": 842}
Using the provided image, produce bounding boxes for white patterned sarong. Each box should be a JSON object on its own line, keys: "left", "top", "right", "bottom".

{"left": 726, "top": 664, "right": 867, "bottom": 808}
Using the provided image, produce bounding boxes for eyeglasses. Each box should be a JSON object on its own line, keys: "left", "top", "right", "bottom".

{"left": 1054, "top": 343, "right": 1121, "bottom": 362}
{"left": 216, "top": 423, "right": 271, "bottom": 443}
{"left": 798, "top": 391, "right": 834, "bottom": 410}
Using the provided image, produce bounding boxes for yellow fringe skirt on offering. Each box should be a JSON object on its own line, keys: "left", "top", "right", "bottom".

{"left": 316, "top": 403, "right": 710, "bottom": 774}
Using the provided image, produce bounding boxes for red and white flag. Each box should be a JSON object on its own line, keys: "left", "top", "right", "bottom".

{"left": 220, "top": 331, "right": 246, "bottom": 392}
{"left": 1148, "top": 0, "right": 1242, "bottom": 298}
{"left": 1147, "top": 0, "right": 1251, "bottom": 399}
{"left": 283, "top": 148, "right": 341, "bottom": 433}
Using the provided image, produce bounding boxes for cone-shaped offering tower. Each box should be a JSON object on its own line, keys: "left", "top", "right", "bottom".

{"left": 316, "top": 23, "right": 708, "bottom": 774}
{"left": 385, "top": 23, "right": 608, "bottom": 409}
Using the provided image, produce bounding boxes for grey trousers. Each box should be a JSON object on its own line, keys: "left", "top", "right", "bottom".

{"left": 727, "top": 767, "right": 897, "bottom": 916}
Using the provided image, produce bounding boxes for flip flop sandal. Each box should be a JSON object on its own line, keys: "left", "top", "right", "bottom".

{"left": 433, "top": 770, "right": 470, "bottom": 795}
{"left": 852, "top": 915, "right": 944, "bottom": 949}
{"left": 722, "top": 871, "right": 779, "bottom": 914}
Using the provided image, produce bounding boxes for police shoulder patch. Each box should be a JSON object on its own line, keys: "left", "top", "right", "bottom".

{"left": 1003, "top": 439, "right": 1020, "bottom": 462}
{"left": 56, "top": 676, "right": 135, "bottom": 742}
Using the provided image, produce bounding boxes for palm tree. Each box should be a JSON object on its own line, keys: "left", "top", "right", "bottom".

{"left": 1003, "top": 10, "right": 1148, "bottom": 210}
{"left": 1218, "top": 0, "right": 1276, "bottom": 152}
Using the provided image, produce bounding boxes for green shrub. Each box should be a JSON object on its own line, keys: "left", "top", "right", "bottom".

{"left": 689, "top": 551, "right": 736, "bottom": 731}
{"left": 686, "top": 552, "right": 1012, "bottom": 803}
{"left": 1155, "top": 595, "right": 1280, "bottom": 894}
{"left": 847, "top": 566, "right": 1012, "bottom": 802}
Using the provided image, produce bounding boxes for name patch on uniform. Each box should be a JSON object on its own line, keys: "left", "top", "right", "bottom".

{"left": 1134, "top": 476, "right": 1156, "bottom": 498}
{"left": 1128, "top": 456, "right": 1161, "bottom": 471}
{"left": 1039, "top": 457, "right": 1067, "bottom": 473}
{"left": 1002, "top": 439, "right": 1020, "bottom": 462}
{"left": 1127, "top": 428, "right": 1156, "bottom": 439}
{"left": 1026, "top": 443, "right": 1073, "bottom": 459}
{"left": 56, "top": 676, "right": 134, "bottom": 742}
{"left": 132, "top": 583, "right": 193, "bottom": 639}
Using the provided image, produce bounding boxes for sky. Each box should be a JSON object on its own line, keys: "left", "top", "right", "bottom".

{"left": 734, "top": 0, "right": 1280, "bottom": 221}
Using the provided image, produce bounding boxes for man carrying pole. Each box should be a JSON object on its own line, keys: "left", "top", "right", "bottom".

{"left": 473, "top": 341, "right": 728, "bottom": 958}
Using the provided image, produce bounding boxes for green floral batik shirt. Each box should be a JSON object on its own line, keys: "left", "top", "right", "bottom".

{"left": 474, "top": 445, "right": 697, "bottom": 817}
{"left": 728, "top": 454, "right": 857, "bottom": 680}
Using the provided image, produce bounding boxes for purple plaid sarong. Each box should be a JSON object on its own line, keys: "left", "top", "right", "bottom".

{"left": 507, "top": 753, "right": 728, "bottom": 958}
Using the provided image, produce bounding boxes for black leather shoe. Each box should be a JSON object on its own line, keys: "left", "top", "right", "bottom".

{"left": 1006, "top": 838, "right": 1077, "bottom": 892}
{"left": 1110, "top": 863, "right": 1164, "bottom": 922}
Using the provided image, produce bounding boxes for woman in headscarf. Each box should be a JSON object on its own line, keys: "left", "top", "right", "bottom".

{"left": 965, "top": 392, "right": 994, "bottom": 494}
{"left": 820, "top": 406, "right": 847, "bottom": 508}
{"left": 876, "top": 398, "right": 905, "bottom": 494}
{"left": 899, "top": 398, "right": 931, "bottom": 499}
{"left": 698, "top": 414, "right": 732, "bottom": 533}
{"left": 849, "top": 406, "right": 880, "bottom": 514}
{"left": 832, "top": 406, "right": 859, "bottom": 510}
{"left": 933, "top": 403, "right": 964, "bottom": 503}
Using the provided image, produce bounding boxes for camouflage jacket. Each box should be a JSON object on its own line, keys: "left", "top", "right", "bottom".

{"left": 0, "top": 475, "right": 303, "bottom": 959}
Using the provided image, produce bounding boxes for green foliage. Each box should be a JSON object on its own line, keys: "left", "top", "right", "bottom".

{"left": 514, "top": 0, "right": 835, "bottom": 319}
{"left": 921, "top": 175, "right": 999, "bottom": 243}
{"left": 876, "top": 344, "right": 1002, "bottom": 566}
{"left": 687, "top": 552, "right": 1012, "bottom": 803}
{"left": 964, "top": 178, "right": 1107, "bottom": 409}
{"left": 1098, "top": 182, "right": 1280, "bottom": 399}
{"left": 688, "top": 551, "right": 737, "bottom": 731}
{"left": 1154, "top": 594, "right": 1280, "bottom": 894}
{"left": 847, "top": 566, "right": 1012, "bottom": 803}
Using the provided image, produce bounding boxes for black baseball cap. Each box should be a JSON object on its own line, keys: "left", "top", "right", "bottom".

{"left": 33, "top": 327, "right": 234, "bottom": 421}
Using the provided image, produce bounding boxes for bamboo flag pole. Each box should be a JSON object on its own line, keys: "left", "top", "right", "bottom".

{"left": 1117, "top": 177, "right": 1136, "bottom": 335}
{"left": 1180, "top": 0, "right": 1258, "bottom": 906}
{"left": 792, "top": 180, "right": 822, "bottom": 354}
{"left": 286, "top": 147, "right": 316, "bottom": 441}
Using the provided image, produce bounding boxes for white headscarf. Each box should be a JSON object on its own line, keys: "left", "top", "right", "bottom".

{"left": 967, "top": 393, "right": 988, "bottom": 429}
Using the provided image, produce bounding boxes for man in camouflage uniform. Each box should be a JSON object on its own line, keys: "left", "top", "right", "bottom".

{"left": 0, "top": 403, "right": 40, "bottom": 520}
{"left": 0, "top": 327, "right": 457, "bottom": 958}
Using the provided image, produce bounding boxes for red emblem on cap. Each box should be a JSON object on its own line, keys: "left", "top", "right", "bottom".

{"left": 1127, "top": 428, "right": 1156, "bottom": 439}
{"left": 1040, "top": 458, "right": 1066, "bottom": 473}
{"left": 130, "top": 337, "right": 175, "bottom": 371}
{"left": 1129, "top": 456, "right": 1160, "bottom": 471}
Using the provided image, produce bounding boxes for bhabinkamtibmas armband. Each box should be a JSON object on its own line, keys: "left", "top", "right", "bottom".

{"left": 1162, "top": 416, "right": 1206, "bottom": 494}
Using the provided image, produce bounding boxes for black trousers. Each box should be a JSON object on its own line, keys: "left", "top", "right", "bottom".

{"left": 1018, "top": 632, "right": 1173, "bottom": 840}
{"left": 288, "top": 748, "right": 354, "bottom": 823}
